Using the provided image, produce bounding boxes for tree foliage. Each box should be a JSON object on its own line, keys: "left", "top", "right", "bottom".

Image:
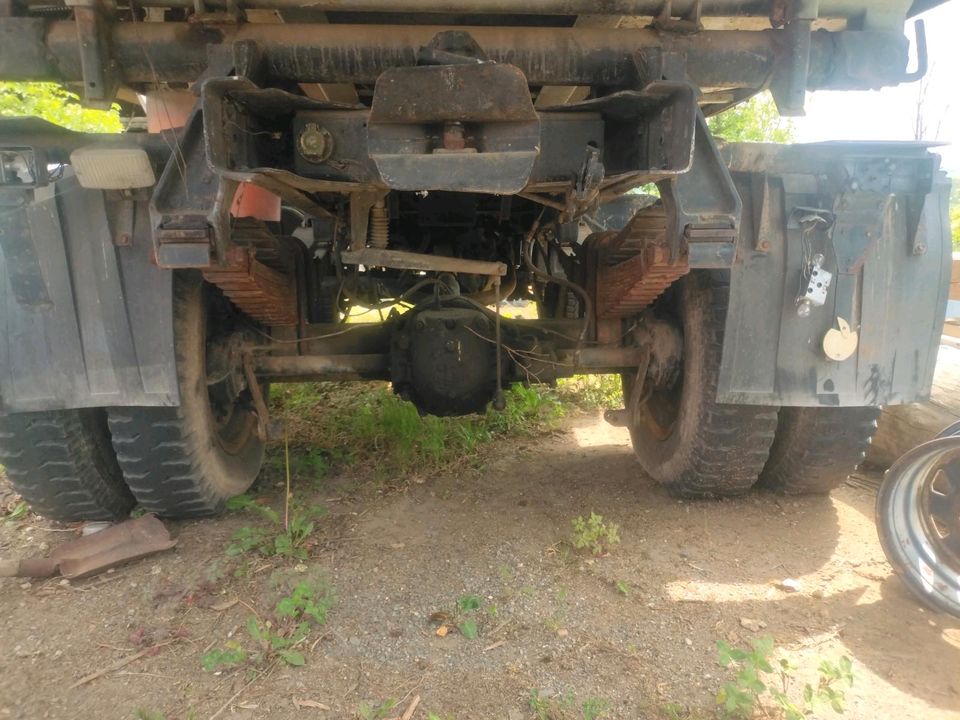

{"left": 707, "top": 92, "right": 795, "bottom": 144}
{"left": 0, "top": 82, "right": 121, "bottom": 132}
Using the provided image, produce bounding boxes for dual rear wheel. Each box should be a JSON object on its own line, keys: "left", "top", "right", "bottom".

{"left": 623, "top": 272, "right": 879, "bottom": 498}
{"left": 0, "top": 273, "right": 265, "bottom": 521}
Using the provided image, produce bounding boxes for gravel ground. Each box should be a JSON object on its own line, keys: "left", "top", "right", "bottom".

{"left": 0, "top": 412, "right": 957, "bottom": 720}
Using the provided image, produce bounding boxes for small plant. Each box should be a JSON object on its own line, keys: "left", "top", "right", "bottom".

{"left": 247, "top": 616, "right": 308, "bottom": 667}
{"left": 3, "top": 500, "right": 28, "bottom": 524}
{"left": 529, "top": 690, "right": 551, "bottom": 720}
{"left": 200, "top": 580, "right": 333, "bottom": 672}
{"left": 716, "top": 636, "right": 854, "bottom": 720}
{"left": 615, "top": 580, "right": 630, "bottom": 596}
{"left": 133, "top": 710, "right": 165, "bottom": 720}
{"left": 528, "top": 690, "right": 610, "bottom": 720}
{"left": 659, "top": 702, "right": 687, "bottom": 720}
{"left": 581, "top": 698, "right": 610, "bottom": 720}
{"left": 226, "top": 494, "right": 279, "bottom": 522}
{"left": 225, "top": 501, "right": 326, "bottom": 560}
{"left": 557, "top": 374, "right": 623, "bottom": 410}
{"left": 357, "top": 699, "right": 397, "bottom": 720}
{"left": 456, "top": 594, "right": 482, "bottom": 612}
{"left": 275, "top": 581, "right": 334, "bottom": 625}
{"left": 452, "top": 593, "right": 483, "bottom": 639}
{"left": 571, "top": 512, "right": 621, "bottom": 556}
{"left": 201, "top": 644, "right": 247, "bottom": 672}
{"left": 458, "top": 618, "right": 478, "bottom": 640}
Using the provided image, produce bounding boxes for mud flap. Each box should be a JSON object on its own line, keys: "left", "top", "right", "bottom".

{"left": 0, "top": 174, "right": 178, "bottom": 413}
{"left": 717, "top": 142, "right": 951, "bottom": 407}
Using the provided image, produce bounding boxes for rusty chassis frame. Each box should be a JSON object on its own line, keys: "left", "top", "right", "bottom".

{"left": 0, "top": 20, "right": 924, "bottom": 112}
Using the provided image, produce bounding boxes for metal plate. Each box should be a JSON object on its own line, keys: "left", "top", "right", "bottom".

{"left": 0, "top": 174, "right": 178, "bottom": 413}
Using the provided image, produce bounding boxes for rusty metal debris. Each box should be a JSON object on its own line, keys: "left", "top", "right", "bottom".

{"left": 0, "top": 515, "right": 176, "bottom": 580}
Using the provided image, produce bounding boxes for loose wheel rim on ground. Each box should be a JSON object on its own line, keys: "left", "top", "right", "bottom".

{"left": 878, "top": 436, "right": 960, "bottom": 617}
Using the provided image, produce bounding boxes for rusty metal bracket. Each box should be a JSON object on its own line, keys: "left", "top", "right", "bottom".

{"left": 652, "top": 0, "right": 703, "bottom": 33}
{"left": 770, "top": 0, "right": 819, "bottom": 115}
{"left": 242, "top": 352, "right": 270, "bottom": 441}
{"left": 64, "top": 0, "right": 118, "bottom": 107}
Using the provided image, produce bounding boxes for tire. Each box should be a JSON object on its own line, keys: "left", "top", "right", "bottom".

{"left": 107, "top": 273, "right": 266, "bottom": 518}
{"left": 759, "top": 407, "right": 881, "bottom": 495}
{"left": 876, "top": 437, "right": 960, "bottom": 617}
{"left": 0, "top": 409, "right": 135, "bottom": 521}
{"left": 624, "top": 272, "right": 779, "bottom": 497}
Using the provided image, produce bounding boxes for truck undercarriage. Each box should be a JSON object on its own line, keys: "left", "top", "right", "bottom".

{"left": 0, "top": 0, "right": 953, "bottom": 520}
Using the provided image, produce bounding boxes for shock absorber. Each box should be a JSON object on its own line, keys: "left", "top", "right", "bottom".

{"left": 368, "top": 199, "right": 390, "bottom": 248}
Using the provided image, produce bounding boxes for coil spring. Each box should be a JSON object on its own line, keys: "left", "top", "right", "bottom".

{"left": 368, "top": 202, "right": 389, "bottom": 248}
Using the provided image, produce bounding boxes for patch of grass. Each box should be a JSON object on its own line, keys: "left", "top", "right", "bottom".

{"left": 200, "top": 644, "right": 246, "bottom": 672}
{"left": 529, "top": 690, "right": 610, "bottom": 720}
{"left": 556, "top": 374, "right": 623, "bottom": 410}
{"left": 201, "top": 579, "right": 333, "bottom": 672}
{"left": 456, "top": 594, "right": 482, "bottom": 612}
{"left": 225, "top": 499, "right": 326, "bottom": 560}
{"left": 571, "top": 512, "right": 621, "bottom": 556}
{"left": 3, "top": 500, "right": 28, "bottom": 524}
{"left": 357, "top": 699, "right": 397, "bottom": 720}
{"left": 715, "top": 636, "right": 853, "bottom": 720}
{"left": 457, "top": 618, "right": 478, "bottom": 640}
{"left": 269, "top": 381, "right": 565, "bottom": 485}
{"left": 275, "top": 580, "right": 334, "bottom": 625}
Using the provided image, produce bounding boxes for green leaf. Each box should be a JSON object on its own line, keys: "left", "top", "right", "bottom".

{"left": 456, "top": 594, "right": 482, "bottom": 612}
{"left": 458, "top": 619, "right": 478, "bottom": 640}
{"left": 279, "top": 649, "right": 306, "bottom": 666}
{"left": 246, "top": 616, "right": 265, "bottom": 643}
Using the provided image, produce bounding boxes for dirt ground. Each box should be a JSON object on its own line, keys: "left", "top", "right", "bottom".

{"left": 0, "top": 411, "right": 958, "bottom": 720}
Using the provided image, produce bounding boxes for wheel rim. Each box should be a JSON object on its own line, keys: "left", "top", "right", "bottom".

{"left": 203, "top": 288, "right": 260, "bottom": 456}
{"left": 880, "top": 437, "right": 960, "bottom": 611}
{"left": 917, "top": 458, "right": 960, "bottom": 570}
{"left": 631, "top": 315, "right": 684, "bottom": 443}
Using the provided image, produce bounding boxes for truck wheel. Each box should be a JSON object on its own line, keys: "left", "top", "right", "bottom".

{"left": 624, "top": 272, "right": 778, "bottom": 497}
{"left": 0, "top": 409, "right": 134, "bottom": 521}
{"left": 759, "top": 407, "right": 881, "bottom": 494}
{"left": 107, "top": 273, "right": 265, "bottom": 518}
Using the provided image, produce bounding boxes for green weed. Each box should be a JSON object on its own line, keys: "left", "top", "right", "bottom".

{"left": 271, "top": 382, "right": 565, "bottom": 485}
{"left": 226, "top": 501, "right": 326, "bottom": 561}
{"left": 133, "top": 711, "right": 165, "bottom": 720}
{"left": 3, "top": 500, "right": 28, "bottom": 524}
{"left": 200, "top": 644, "right": 246, "bottom": 672}
{"left": 450, "top": 593, "right": 484, "bottom": 640}
{"left": 275, "top": 581, "right": 334, "bottom": 625}
{"left": 556, "top": 374, "right": 623, "bottom": 410}
{"left": 458, "top": 618, "right": 478, "bottom": 640}
{"left": 357, "top": 699, "right": 397, "bottom": 720}
{"left": 528, "top": 690, "right": 610, "bottom": 720}
{"left": 456, "top": 594, "right": 482, "bottom": 612}
{"left": 571, "top": 512, "right": 621, "bottom": 556}
{"left": 581, "top": 698, "right": 610, "bottom": 720}
{"left": 716, "top": 636, "right": 853, "bottom": 719}
{"left": 200, "top": 580, "right": 332, "bottom": 672}
{"left": 615, "top": 580, "right": 630, "bottom": 596}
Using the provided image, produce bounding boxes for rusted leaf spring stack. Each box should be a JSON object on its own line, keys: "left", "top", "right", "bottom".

{"left": 595, "top": 207, "right": 689, "bottom": 318}
{"left": 203, "top": 247, "right": 299, "bottom": 326}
